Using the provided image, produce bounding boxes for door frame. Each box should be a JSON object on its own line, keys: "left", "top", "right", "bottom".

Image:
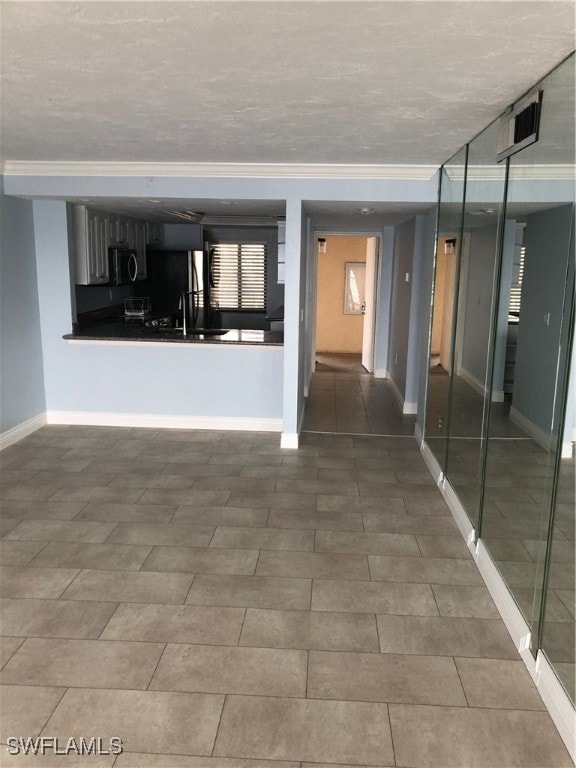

{"left": 306, "top": 230, "right": 383, "bottom": 391}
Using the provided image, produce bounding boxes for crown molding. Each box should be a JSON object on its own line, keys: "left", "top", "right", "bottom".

{"left": 1, "top": 161, "right": 439, "bottom": 181}
{"left": 447, "top": 164, "right": 575, "bottom": 181}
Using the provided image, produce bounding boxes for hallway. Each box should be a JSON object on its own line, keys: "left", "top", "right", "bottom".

{"left": 303, "top": 355, "right": 417, "bottom": 436}
{"left": 0, "top": 424, "right": 571, "bottom": 767}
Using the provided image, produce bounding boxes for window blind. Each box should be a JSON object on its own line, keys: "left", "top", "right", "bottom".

{"left": 508, "top": 245, "right": 525, "bottom": 317}
{"left": 210, "top": 243, "right": 267, "bottom": 310}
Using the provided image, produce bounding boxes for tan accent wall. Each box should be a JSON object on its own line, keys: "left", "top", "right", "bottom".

{"left": 316, "top": 236, "right": 366, "bottom": 353}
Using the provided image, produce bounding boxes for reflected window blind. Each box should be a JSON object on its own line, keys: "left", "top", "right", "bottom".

{"left": 211, "top": 243, "right": 267, "bottom": 310}
{"left": 508, "top": 245, "right": 525, "bottom": 316}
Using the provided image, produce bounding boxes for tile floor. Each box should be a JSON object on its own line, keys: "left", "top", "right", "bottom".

{"left": 0, "top": 424, "right": 573, "bottom": 767}
{"left": 303, "top": 356, "right": 417, "bottom": 436}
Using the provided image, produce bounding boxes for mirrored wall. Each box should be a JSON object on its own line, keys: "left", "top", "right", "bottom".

{"left": 424, "top": 52, "right": 575, "bottom": 703}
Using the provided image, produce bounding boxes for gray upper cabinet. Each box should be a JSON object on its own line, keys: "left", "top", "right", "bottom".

{"left": 108, "top": 213, "right": 130, "bottom": 246}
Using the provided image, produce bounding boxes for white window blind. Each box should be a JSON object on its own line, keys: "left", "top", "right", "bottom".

{"left": 508, "top": 245, "right": 525, "bottom": 317}
{"left": 210, "top": 243, "right": 267, "bottom": 310}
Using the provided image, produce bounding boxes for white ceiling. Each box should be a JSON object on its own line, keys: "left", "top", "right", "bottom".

{"left": 1, "top": 1, "right": 574, "bottom": 167}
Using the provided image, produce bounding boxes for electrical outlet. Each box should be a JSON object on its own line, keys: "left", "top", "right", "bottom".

{"left": 394, "top": 353, "right": 398, "bottom": 364}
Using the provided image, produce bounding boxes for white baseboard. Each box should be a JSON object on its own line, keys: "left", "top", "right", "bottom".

{"left": 561, "top": 441, "right": 574, "bottom": 459}
{"left": 441, "top": 476, "right": 475, "bottom": 545}
{"left": 403, "top": 401, "right": 418, "bottom": 415}
{"left": 458, "top": 366, "right": 504, "bottom": 403}
{"left": 374, "top": 368, "right": 388, "bottom": 379}
{"left": 414, "top": 422, "right": 424, "bottom": 448}
{"left": 0, "top": 412, "right": 47, "bottom": 450}
{"left": 46, "top": 411, "right": 282, "bottom": 432}
{"left": 510, "top": 407, "right": 553, "bottom": 451}
{"left": 535, "top": 651, "right": 576, "bottom": 764}
{"left": 280, "top": 432, "right": 299, "bottom": 449}
{"left": 420, "top": 439, "right": 443, "bottom": 485}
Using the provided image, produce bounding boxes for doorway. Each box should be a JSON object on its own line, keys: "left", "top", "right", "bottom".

{"left": 314, "top": 235, "right": 379, "bottom": 373}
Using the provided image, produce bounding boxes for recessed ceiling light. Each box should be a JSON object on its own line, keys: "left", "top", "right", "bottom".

{"left": 358, "top": 207, "right": 376, "bottom": 215}
{"left": 147, "top": 199, "right": 162, "bottom": 203}
{"left": 219, "top": 201, "right": 238, "bottom": 206}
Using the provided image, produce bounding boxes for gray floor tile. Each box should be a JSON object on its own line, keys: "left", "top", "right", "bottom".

{"left": 110, "top": 474, "right": 197, "bottom": 489}
{"left": 116, "top": 756, "right": 299, "bottom": 768}
{"left": 388, "top": 703, "right": 572, "bottom": 767}
{"left": 142, "top": 546, "right": 259, "bottom": 575}
{"left": 4, "top": 520, "right": 117, "bottom": 544}
{"left": 139, "top": 489, "right": 231, "bottom": 506}
{"left": 29, "top": 542, "right": 152, "bottom": 570}
{"left": 49, "top": 487, "right": 145, "bottom": 503}
{"left": 316, "top": 530, "right": 420, "bottom": 557}
{"left": 308, "top": 650, "right": 467, "bottom": 705}
{"left": 0, "top": 636, "right": 24, "bottom": 668}
{"left": 1, "top": 637, "right": 164, "bottom": 689}
{"left": 0, "top": 684, "right": 65, "bottom": 742}
{"left": 44, "top": 688, "right": 224, "bottom": 755}
{"left": 275, "top": 479, "right": 359, "bottom": 496}
{"left": 101, "top": 603, "right": 244, "bottom": 645}
{"left": 376, "top": 615, "right": 518, "bottom": 658}
{"left": 317, "top": 495, "right": 406, "bottom": 513}
{"left": 213, "top": 695, "right": 394, "bottom": 765}
{"left": 403, "top": 498, "right": 452, "bottom": 516}
{"left": 1, "top": 484, "right": 60, "bottom": 501}
{"left": 240, "top": 608, "right": 379, "bottom": 652}
{"left": 172, "top": 506, "right": 268, "bottom": 527}
{"left": 27, "top": 471, "right": 114, "bottom": 487}
{"left": 0, "top": 540, "right": 47, "bottom": 566}
{"left": 0, "top": 566, "right": 79, "bottom": 598}
{"left": 61, "top": 569, "right": 193, "bottom": 604}
{"left": 455, "top": 658, "right": 546, "bottom": 710}
{"left": 0, "top": 499, "right": 86, "bottom": 520}
{"left": 368, "top": 555, "right": 482, "bottom": 585}
{"left": 256, "top": 551, "right": 370, "bottom": 580}
{"left": 85, "top": 459, "right": 171, "bottom": 475}
{"left": 240, "top": 465, "right": 319, "bottom": 479}
{"left": 312, "top": 579, "right": 438, "bottom": 615}
{"left": 432, "top": 584, "right": 500, "bottom": 618}
{"left": 0, "top": 749, "right": 116, "bottom": 766}
{"left": 192, "top": 478, "right": 278, "bottom": 492}
{"left": 0, "top": 518, "right": 24, "bottom": 536}
{"left": 106, "top": 522, "right": 215, "bottom": 547}
{"left": 0, "top": 598, "right": 117, "bottom": 639}
{"left": 362, "top": 512, "right": 457, "bottom": 535}
{"left": 211, "top": 526, "right": 314, "bottom": 552}
{"left": 416, "top": 535, "right": 473, "bottom": 559}
{"left": 228, "top": 492, "right": 317, "bottom": 510}
{"left": 73, "top": 502, "right": 176, "bottom": 523}
{"left": 186, "top": 574, "right": 311, "bottom": 610}
{"left": 268, "top": 509, "right": 363, "bottom": 531}
{"left": 150, "top": 643, "right": 307, "bottom": 697}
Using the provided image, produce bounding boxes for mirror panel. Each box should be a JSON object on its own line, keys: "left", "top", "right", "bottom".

{"left": 425, "top": 147, "right": 467, "bottom": 469}
{"left": 479, "top": 57, "right": 575, "bottom": 648}
{"left": 443, "top": 120, "right": 507, "bottom": 526}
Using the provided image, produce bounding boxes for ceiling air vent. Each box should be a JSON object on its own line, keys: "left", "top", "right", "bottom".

{"left": 497, "top": 89, "right": 543, "bottom": 162}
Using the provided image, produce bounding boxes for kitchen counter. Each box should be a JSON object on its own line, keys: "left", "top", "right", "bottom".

{"left": 64, "top": 317, "right": 284, "bottom": 346}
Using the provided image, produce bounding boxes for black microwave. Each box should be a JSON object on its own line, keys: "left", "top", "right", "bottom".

{"left": 108, "top": 248, "right": 138, "bottom": 286}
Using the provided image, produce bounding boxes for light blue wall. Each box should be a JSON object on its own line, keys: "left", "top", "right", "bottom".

{"left": 0, "top": 190, "right": 46, "bottom": 432}
{"left": 513, "top": 204, "right": 574, "bottom": 435}
{"left": 388, "top": 218, "right": 416, "bottom": 401}
{"left": 32, "top": 200, "right": 283, "bottom": 421}
{"left": 459, "top": 223, "right": 499, "bottom": 387}
{"left": 282, "top": 198, "right": 304, "bottom": 437}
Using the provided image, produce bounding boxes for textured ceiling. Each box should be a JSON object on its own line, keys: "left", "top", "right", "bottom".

{"left": 1, "top": 1, "right": 574, "bottom": 166}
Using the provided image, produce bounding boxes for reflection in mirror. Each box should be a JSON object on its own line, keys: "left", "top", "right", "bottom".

{"left": 425, "top": 147, "right": 467, "bottom": 469}
{"left": 443, "top": 120, "right": 507, "bottom": 526}
{"left": 479, "top": 55, "right": 575, "bottom": 648}
{"left": 541, "top": 343, "right": 575, "bottom": 703}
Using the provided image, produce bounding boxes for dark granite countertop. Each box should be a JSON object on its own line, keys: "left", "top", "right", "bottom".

{"left": 64, "top": 316, "right": 283, "bottom": 346}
